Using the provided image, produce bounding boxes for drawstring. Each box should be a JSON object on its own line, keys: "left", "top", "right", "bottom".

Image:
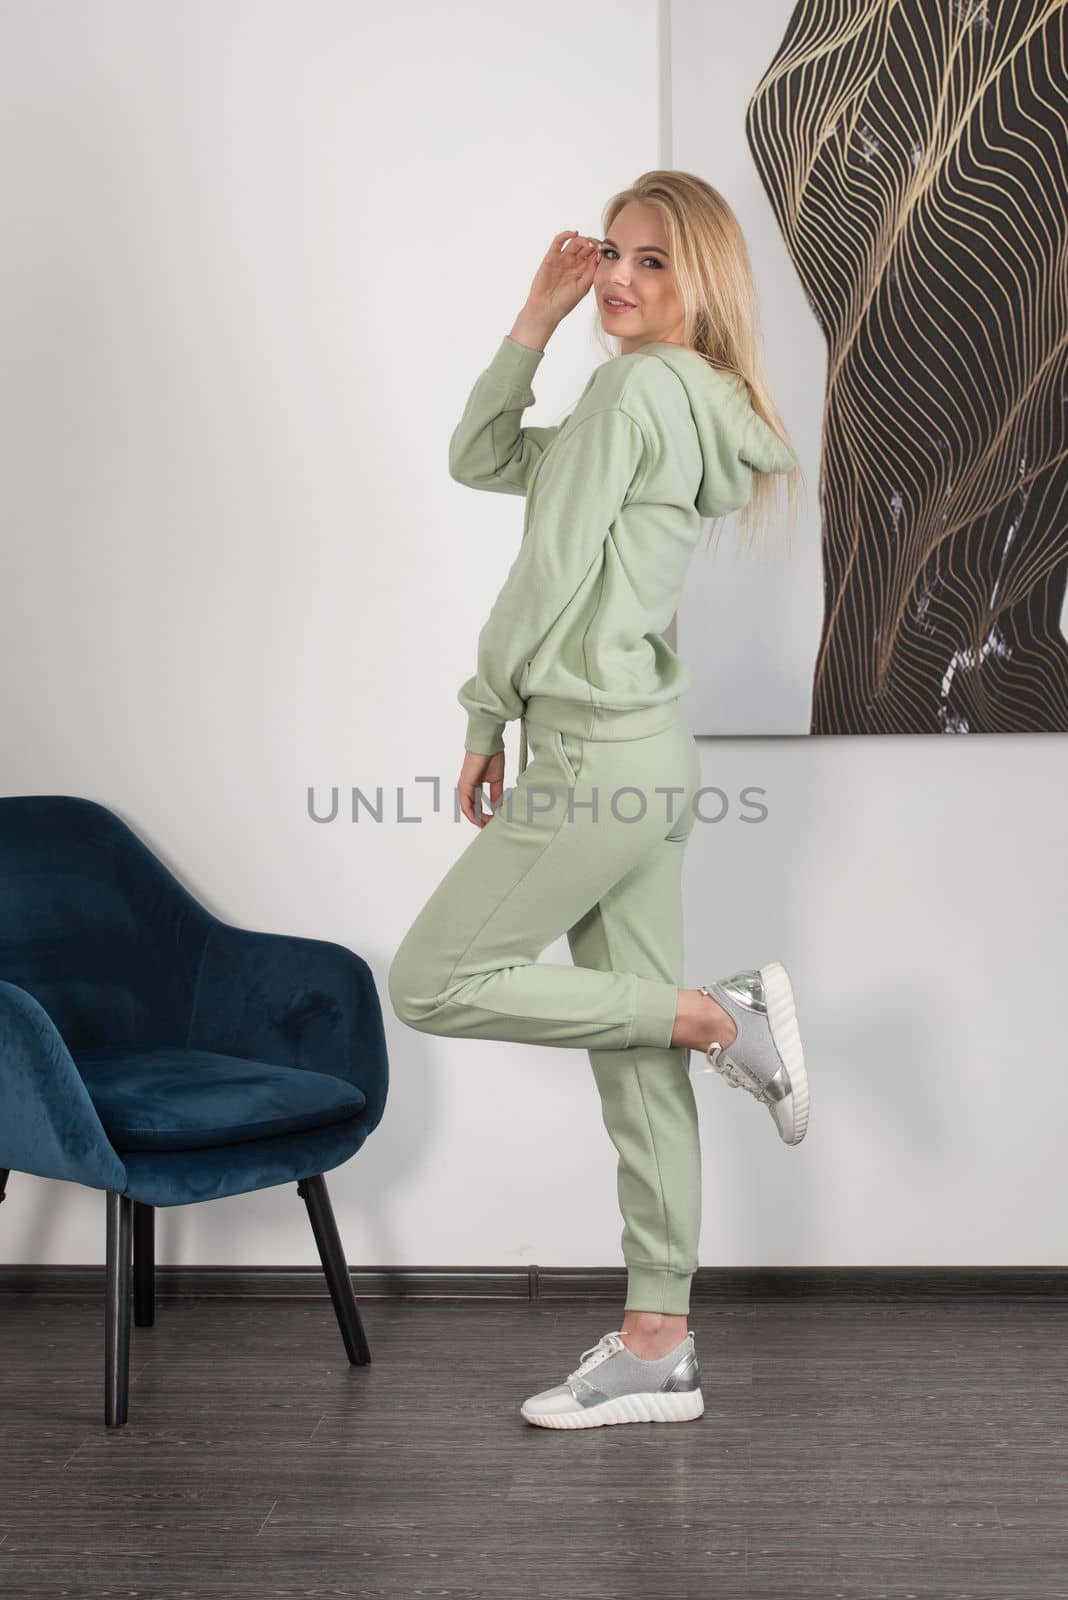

{"left": 518, "top": 712, "right": 528, "bottom": 776}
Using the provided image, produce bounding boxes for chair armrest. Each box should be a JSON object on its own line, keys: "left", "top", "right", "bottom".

{"left": 186, "top": 923, "right": 388, "bottom": 1136}
{"left": 0, "top": 980, "right": 128, "bottom": 1191}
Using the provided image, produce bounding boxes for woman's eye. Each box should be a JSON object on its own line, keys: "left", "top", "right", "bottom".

{"left": 599, "top": 249, "right": 662, "bottom": 270}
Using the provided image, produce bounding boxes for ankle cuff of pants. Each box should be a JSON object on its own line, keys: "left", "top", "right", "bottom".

{"left": 628, "top": 975, "right": 680, "bottom": 1050}
{"left": 624, "top": 1264, "right": 693, "bottom": 1316}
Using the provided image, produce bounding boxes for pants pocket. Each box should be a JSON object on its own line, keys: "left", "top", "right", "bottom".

{"left": 555, "top": 729, "right": 582, "bottom": 786}
{"left": 669, "top": 729, "right": 701, "bottom": 841}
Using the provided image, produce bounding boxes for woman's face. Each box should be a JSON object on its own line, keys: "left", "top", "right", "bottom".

{"left": 595, "top": 201, "right": 685, "bottom": 353}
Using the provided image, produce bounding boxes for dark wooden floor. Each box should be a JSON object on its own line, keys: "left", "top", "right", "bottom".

{"left": 2, "top": 1293, "right": 1067, "bottom": 1598}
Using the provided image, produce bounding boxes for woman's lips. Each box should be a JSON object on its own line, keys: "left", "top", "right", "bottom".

{"left": 604, "top": 297, "right": 636, "bottom": 314}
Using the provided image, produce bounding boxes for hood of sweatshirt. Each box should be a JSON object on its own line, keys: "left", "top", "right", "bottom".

{"left": 634, "top": 342, "right": 798, "bottom": 518}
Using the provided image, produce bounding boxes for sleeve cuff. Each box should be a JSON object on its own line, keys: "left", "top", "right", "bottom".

{"left": 464, "top": 712, "right": 507, "bottom": 757}
{"left": 485, "top": 335, "right": 546, "bottom": 393}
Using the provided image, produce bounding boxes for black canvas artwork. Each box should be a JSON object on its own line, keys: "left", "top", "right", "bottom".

{"left": 748, "top": 0, "right": 1067, "bottom": 733}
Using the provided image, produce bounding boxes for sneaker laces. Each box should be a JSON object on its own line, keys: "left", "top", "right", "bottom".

{"left": 697, "top": 984, "right": 762, "bottom": 1093}
{"left": 701, "top": 1039, "right": 765, "bottom": 1094}
{"left": 566, "top": 1330, "right": 627, "bottom": 1382}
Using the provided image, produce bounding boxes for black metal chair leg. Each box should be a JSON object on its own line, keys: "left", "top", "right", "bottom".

{"left": 0, "top": 1168, "right": 9, "bottom": 1204}
{"left": 105, "top": 1192, "right": 133, "bottom": 1426}
{"left": 296, "top": 1174, "right": 371, "bottom": 1365}
{"left": 133, "top": 1202, "right": 155, "bottom": 1326}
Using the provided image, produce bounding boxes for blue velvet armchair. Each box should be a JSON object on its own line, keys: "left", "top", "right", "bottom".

{"left": 0, "top": 794, "right": 389, "bottom": 1426}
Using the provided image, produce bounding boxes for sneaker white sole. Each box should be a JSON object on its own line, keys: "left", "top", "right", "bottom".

{"left": 761, "top": 960, "right": 810, "bottom": 1146}
{"left": 520, "top": 1386, "right": 705, "bottom": 1429}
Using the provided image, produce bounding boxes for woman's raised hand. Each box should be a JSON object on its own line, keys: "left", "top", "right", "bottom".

{"left": 524, "top": 230, "right": 602, "bottom": 328}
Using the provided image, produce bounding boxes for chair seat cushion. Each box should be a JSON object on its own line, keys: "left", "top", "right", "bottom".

{"left": 73, "top": 1046, "right": 366, "bottom": 1153}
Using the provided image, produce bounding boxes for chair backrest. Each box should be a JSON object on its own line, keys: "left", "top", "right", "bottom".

{"left": 0, "top": 795, "right": 213, "bottom": 1053}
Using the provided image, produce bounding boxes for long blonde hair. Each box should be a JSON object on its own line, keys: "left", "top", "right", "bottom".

{"left": 596, "top": 170, "right": 804, "bottom": 556}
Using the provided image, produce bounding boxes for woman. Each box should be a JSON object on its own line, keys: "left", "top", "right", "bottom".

{"left": 388, "top": 170, "right": 808, "bottom": 1430}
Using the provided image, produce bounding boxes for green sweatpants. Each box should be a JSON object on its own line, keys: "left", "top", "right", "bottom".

{"left": 387, "top": 693, "right": 702, "bottom": 1315}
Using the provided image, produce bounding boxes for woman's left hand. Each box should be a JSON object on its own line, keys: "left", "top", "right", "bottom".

{"left": 458, "top": 749, "right": 505, "bottom": 829}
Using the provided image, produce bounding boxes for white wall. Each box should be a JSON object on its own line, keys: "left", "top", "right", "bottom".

{"left": 1, "top": 1, "right": 1065, "bottom": 1272}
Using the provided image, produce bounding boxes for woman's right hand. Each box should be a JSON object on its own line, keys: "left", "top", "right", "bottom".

{"left": 458, "top": 748, "right": 506, "bottom": 828}
{"left": 521, "top": 230, "right": 602, "bottom": 332}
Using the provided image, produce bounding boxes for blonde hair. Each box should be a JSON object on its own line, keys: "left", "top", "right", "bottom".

{"left": 596, "top": 170, "right": 805, "bottom": 556}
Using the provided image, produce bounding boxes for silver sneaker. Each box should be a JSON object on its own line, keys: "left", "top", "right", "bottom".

{"left": 697, "top": 962, "right": 810, "bottom": 1145}
{"left": 519, "top": 1330, "right": 704, "bottom": 1429}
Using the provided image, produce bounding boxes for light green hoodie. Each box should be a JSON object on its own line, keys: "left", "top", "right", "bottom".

{"left": 450, "top": 335, "right": 797, "bottom": 757}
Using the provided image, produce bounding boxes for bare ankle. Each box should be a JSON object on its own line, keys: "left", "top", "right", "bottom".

{"left": 619, "top": 1311, "right": 689, "bottom": 1357}
{"left": 670, "top": 987, "right": 738, "bottom": 1053}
